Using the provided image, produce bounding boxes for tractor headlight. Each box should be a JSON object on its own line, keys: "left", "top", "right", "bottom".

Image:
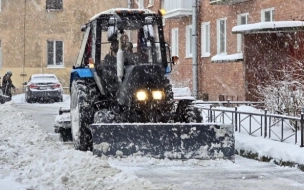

{"left": 152, "top": 91, "right": 163, "bottom": 100}
{"left": 136, "top": 91, "right": 147, "bottom": 101}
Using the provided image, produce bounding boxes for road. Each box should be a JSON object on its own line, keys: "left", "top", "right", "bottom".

{"left": 13, "top": 94, "right": 70, "bottom": 134}
{"left": 107, "top": 155, "right": 304, "bottom": 190}
{"left": 11, "top": 94, "right": 304, "bottom": 190}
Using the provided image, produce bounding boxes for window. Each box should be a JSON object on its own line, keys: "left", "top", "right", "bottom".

{"left": 47, "top": 40, "right": 63, "bottom": 67}
{"left": 0, "top": 40, "right": 2, "bottom": 69}
{"left": 261, "top": 8, "right": 274, "bottom": 22}
{"left": 201, "top": 22, "right": 210, "bottom": 57}
{"left": 186, "top": 25, "right": 192, "bottom": 58}
{"left": 237, "top": 13, "right": 248, "bottom": 52}
{"left": 171, "top": 28, "right": 179, "bottom": 56}
{"left": 148, "top": 0, "right": 154, "bottom": 7}
{"left": 46, "top": 0, "right": 63, "bottom": 10}
{"left": 138, "top": 0, "right": 144, "bottom": 9}
{"left": 217, "top": 18, "right": 227, "bottom": 54}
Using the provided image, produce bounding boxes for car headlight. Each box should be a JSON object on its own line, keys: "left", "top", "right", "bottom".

{"left": 152, "top": 91, "right": 163, "bottom": 100}
{"left": 136, "top": 91, "right": 147, "bottom": 101}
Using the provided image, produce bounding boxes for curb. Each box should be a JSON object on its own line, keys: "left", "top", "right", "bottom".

{"left": 236, "top": 149, "right": 304, "bottom": 172}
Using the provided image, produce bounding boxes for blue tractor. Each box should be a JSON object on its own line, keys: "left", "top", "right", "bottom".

{"left": 69, "top": 8, "right": 234, "bottom": 160}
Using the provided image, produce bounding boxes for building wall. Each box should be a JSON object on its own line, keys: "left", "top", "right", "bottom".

{"left": 146, "top": 1, "right": 195, "bottom": 94}
{"left": 0, "top": 0, "right": 127, "bottom": 91}
{"left": 149, "top": 0, "right": 304, "bottom": 101}
{"left": 200, "top": 0, "right": 304, "bottom": 100}
{"left": 244, "top": 32, "right": 304, "bottom": 101}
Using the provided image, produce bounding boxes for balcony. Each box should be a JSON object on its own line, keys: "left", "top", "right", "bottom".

{"left": 210, "top": 0, "right": 252, "bottom": 5}
{"left": 162, "top": 0, "right": 192, "bottom": 19}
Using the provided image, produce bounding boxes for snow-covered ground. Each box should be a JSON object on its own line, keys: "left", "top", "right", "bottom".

{"left": 1, "top": 94, "right": 304, "bottom": 189}
{"left": 1, "top": 96, "right": 164, "bottom": 190}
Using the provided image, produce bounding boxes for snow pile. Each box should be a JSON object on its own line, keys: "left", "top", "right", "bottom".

{"left": 2, "top": 95, "right": 304, "bottom": 189}
{"left": 235, "top": 132, "right": 304, "bottom": 165}
{"left": 0, "top": 102, "right": 166, "bottom": 190}
{"left": 172, "top": 87, "right": 195, "bottom": 100}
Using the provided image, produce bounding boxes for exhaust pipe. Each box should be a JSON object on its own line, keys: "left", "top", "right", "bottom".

{"left": 117, "top": 33, "right": 124, "bottom": 82}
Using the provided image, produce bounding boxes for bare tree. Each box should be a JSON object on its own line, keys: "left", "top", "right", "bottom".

{"left": 256, "top": 59, "right": 304, "bottom": 130}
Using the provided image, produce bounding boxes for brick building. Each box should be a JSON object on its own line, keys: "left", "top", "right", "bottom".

{"left": 1, "top": 0, "right": 303, "bottom": 100}
{"left": 146, "top": 0, "right": 304, "bottom": 101}
{"left": 0, "top": 0, "right": 127, "bottom": 90}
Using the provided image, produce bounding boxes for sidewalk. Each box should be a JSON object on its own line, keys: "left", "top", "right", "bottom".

{"left": 235, "top": 132, "right": 304, "bottom": 170}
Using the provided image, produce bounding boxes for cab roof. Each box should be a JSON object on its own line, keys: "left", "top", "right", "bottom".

{"left": 89, "top": 8, "right": 157, "bottom": 22}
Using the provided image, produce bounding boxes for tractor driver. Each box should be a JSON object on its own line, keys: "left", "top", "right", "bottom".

{"left": 104, "top": 34, "right": 135, "bottom": 65}
{"left": 123, "top": 42, "right": 136, "bottom": 66}
{"left": 104, "top": 40, "right": 119, "bottom": 65}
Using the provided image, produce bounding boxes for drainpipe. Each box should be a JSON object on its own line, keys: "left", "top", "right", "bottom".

{"left": 127, "top": 0, "right": 131, "bottom": 39}
{"left": 128, "top": 0, "right": 131, "bottom": 8}
{"left": 192, "top": 0, "right": 198, "bottom": 98}
{"left": 23, "top": 0, "right": 26, "bottom": 83}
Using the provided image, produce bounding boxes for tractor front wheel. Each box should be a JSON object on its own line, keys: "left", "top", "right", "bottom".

{"left": 70, "top": 79, "right": 96, "bottom": 151}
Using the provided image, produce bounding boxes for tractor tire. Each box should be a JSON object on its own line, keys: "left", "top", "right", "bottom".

{"left": 184, "top": 105, "right": 203, "bottom": 123}
{"left": 70, "top": 79, "right": 99, "bottom": 151}
{"left": 163, "top": 77, "right": 174, "bottom": 111}
{"left": 59, "top": 128, "right": 73, "bottom": 142}
{"left": 176, "top": 100, "right": 203, "bottom": 123}
{"left": 94, "top": 109, "right": 116, "bottom": 123}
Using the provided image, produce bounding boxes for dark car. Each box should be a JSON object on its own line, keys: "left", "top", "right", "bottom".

{"left": 23, "top": 74, "right": 63, "bottom": 103}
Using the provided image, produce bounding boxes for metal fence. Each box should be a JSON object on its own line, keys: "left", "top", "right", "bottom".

{"left": 194, "top": 103, "right": 304, "bottom": 148}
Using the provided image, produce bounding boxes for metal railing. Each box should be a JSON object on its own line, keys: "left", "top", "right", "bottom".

{"left": 195, "top": 104, "right": 304, "bottom": 148}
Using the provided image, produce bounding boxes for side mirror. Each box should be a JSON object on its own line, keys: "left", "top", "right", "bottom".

{"left": 143, "top": 17, "right": 155, "bottom": 40}
{"left": 166, "top": 56, "right": 179, "bottom": 74}
{"left": 22, "top": 82, "right": 27, "bottom": 85}
{"left": 172, "top": 56, "right": 179, "bottom": 65}
{"left": 108, "top": 26, "right": 117, "bottom": 41}
{"left": 143, "top": 25, "right": 155, "bottom": 40}
{"left": 80, "top": 25, "right": 87, "bottom": 32}
{"left": 108, "top": 17, "right": 118, "bottom": 41}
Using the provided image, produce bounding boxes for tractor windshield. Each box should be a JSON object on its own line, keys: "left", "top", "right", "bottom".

{"left": 100, "top": 16, "right": 163, "bottom": 66}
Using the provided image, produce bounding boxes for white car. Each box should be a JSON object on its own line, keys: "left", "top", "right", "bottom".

{"left": 23, "top": 74, "right": 63, "bottom": 103}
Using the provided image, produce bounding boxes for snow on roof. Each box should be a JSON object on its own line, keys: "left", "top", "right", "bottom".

{"left": 172, "top": 87, "right": 196, "bottom": 100}
{"left": 232, "top": 21, "right": 304, "bottom": 34}
{"left": 31, "top": 74, "right": 57, "bottom": 78}
{"left": 211, "top": 53, "right": 243, "bottom": 62}
{"left": 90, "top": 8, "right": 156, "bottom": 21}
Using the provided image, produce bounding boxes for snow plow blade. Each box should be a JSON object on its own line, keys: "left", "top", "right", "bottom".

{"left": 90, "top": 123, "right": 235, "bottom": 161}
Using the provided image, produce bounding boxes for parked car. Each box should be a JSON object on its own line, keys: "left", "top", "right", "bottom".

{"left": 54, "top": 107, "right": 72, "bottom": 142}
{"left": 23, "top": 74, "right": 63, "bottom": 103}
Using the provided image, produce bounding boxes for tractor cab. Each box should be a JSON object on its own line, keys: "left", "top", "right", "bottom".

{"left": 74, "top": 9, "right": 176, "bottom": 105}
{"left": 76, "top": 9, "right": 173, "bottom": 75}
{"left": 69, "top": 8, "right": 234, "bottom": 161}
